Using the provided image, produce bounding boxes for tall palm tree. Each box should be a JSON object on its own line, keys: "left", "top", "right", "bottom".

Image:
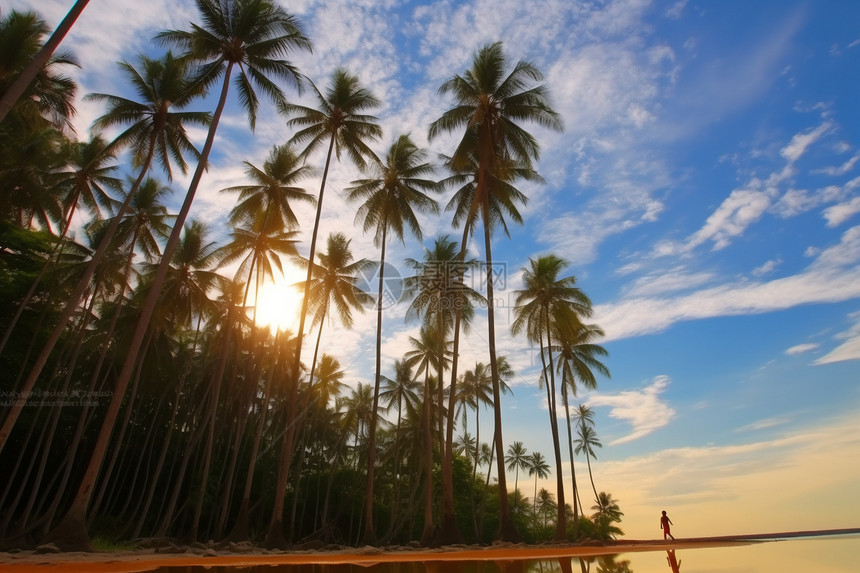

{"left": 574, "top": 406, "right": 603, "bottom": 509}
{"left": 506, "top": 441, "right": 529, "bottom": 509}
{"left": 512, "top": 254, "right": 592, "bottom": 539}
{"left": 404, "top": 235, "right": 483, "bottom": 543}
{"left": 273, "top": 68, "right": 380, "bottom": 546}
{"left": 1, "top": 50, "right": 207, "bottom": 459}
{"left": 527, "top": 451, "right": 550, "bottom": 516}
{"left": 346, "top": 133, "right": 439, "bottom": 543}
{"left": 429, "top": 41, "right": 562, "bottom": 541}
{"left": 403, "top": 324, "right": 451, "bottom": 543}
{"left": 44, "top": 0, "right": 310, "bottom": 549}
{"left": 554, "top": 320, "right": 609, "bottom": 524}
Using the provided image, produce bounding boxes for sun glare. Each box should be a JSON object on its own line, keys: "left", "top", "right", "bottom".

{"left": 252, "top": 270, "right": 304, "bottom": 334}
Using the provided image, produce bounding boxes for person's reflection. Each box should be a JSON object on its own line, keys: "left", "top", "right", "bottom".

{"left": 666, "top": 549, "right": 682, "bottom": 572}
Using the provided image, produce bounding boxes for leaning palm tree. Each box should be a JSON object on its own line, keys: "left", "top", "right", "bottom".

{"left": 553, "top": 320, "right": 609, "bottom": 525}
{"left": 346, "top": 133, "right": 439, "bottom": 543}
{"left": 429, "top": 41, "right": 562, "bottom": 541}
{"left": 512, "top": 254, "right": 592, "bottom": 539}
{"left": 44, "top": 0, "right": 310, "bottom": 549}
{"left": 1, "top": 50, "right": 208, "bottom": 459}
{"left": 271, "top": 68, "right": 380, "bottom": 546}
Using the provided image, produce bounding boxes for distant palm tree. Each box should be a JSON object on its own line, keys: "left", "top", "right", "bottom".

{"left": 506, "top": 441, "right": 529, "bottom": 509}
{"left": 429, "top": 41, "right": 562, "bottom": 542}
{"left": 574, "top": 405, "right": 603, "bottom": 508}
{"left": 591, "top": 492, "right": 623, "bottom": 540}
{"left": 527, "top": 451, "right": 550, "bottom": 516}
{"left": 347, "top": 133, "right": 439, "bottom": 543}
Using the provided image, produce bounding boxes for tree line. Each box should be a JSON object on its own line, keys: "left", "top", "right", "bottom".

{"left": 0, "top": 0, "right": 619, "bottom": 550}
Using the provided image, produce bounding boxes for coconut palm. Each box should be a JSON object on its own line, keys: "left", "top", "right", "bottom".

{"left": 591, "top": 492, "right": 624, "bottom": 540}
{"left": 300, "top": 232, "right": 372, "bottom": 389}
{"left": 404, "top": 235, "right": 484, "bottom": 542}
{"left": 574, "top": 406, "right": 603, "bottom": 508}
{"left": 44, "top": 0, "right": 310, "bottom": 549}
{"left": 527, "top": 451, "right": 551, "bottom": 516}
{"left": 429, "top": 41, "right": 562, "bottom": 541}
{"left": 506, "top": 441, "right": 529, "bottom": 510}
{"left": 512, "top": 254, "right": 592, "bottom": 539}
{"left": 273, "top": 68, "right": 380, "bottom": 545}
{"left": 554, "top": 320, "right": 609, "bottom": 524}
{"left": 1, "top": 50, "right": 207, "bottom": 460}
{"left": 346, "top": 133, "right": 439, "bottom": 543}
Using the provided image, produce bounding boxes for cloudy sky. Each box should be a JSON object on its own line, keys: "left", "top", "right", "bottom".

{"left": 8, "top": 0, "right": 860, "bottom": 539}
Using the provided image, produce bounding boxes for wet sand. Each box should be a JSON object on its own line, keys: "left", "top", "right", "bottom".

{"left": 1, "top": 528, "right": 857, "bottom": 573}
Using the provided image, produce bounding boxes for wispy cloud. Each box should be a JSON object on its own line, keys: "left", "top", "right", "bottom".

{"left": 785, "top": 343, "right": 818, "bottom": 356}
{"left": 586, "top": 375, "right": 676, "bottom": 445}
{"left": 814, "top": 310, "right": 860, "bottom": 365}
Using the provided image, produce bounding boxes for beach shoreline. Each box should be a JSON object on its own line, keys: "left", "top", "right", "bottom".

{"left": 1, "top": 528, "right": 857, "bottom": 572}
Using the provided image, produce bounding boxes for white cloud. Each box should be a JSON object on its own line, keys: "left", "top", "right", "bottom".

{"left": 814, "top": 310, "right": 860, "bottom": 365}
{"left": 626, "top": 268, "right": 714, "bottom": 297}
{"left": 587, "top": 375, "right": 676, "bottom": 445}
{"left": 780, "top": 121, "right": 833, "bottom": 163}
{"left": 813, "top": 152, "right": 860, "bottom": 176}
{"left": 823, "top": 194, "right": 860, "bottom": 227}
{"left": 785, "top": 343, "right": 818, "bottom": 356}
{"left": 597, "top": 226, "right": 860, "bottom": 341}
{"left": 735, "top": 417, "right": 790, "bottom": 432}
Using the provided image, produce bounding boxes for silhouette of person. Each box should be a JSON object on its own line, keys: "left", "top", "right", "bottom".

{"left": 660, "top": 510, "right": 675, "bottom": 540}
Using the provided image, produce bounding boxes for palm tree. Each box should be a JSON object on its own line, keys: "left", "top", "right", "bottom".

{"left": 506, "top": 441, "right": 529, "bottom": 510}
{"left": 554, "top": 320, "right": 609, "bottom": 524}
{"left": 591, "top": 492, "right": 623, "bottom": 540}
{"left": 527, "top": 451, "right": 550, "bottom": 516}
{"left": 273, "top": 68, "right": 380, "bottom": 546}
{"left": 300, "top": 232, "right": 371, "bottom": 389}
{"left": 429, "top": 41, "right": 562, "bottom": 541}
{"left": 0, "top": 2, "right": 90, "bottom": 123}
{"left": 574, "top": 405, "right": 603, "bottom": 509}
{"left": 346, "top": 133, "right": 439, "bottom": 543}
{"left": 512, "top": 254, "right": 592, "bottom": 539}
{"left": 1, "top": 50, "right": 207, "bottom": 459}
{"left": 45, "top": 0, "right": 310, "bottom": 549}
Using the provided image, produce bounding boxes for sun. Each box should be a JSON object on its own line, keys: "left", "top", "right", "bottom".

{"left": 252, "top": 267, "right": 305, "bottom": 334}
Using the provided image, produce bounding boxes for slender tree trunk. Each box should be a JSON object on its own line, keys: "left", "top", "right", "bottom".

{"left": 540, "top": 314, "right": 566, "bottom": 540}
{"left": 0, "top": 0, "right": 90, "bottom": 123}
{"left": 482, "top": 200, "right": 517, "bottom": 542}
{"left": 561, "top": 382, "right": 580, "bottom": 530}
{"left": 362, "top": 224, "right": 387, "bottom": 545}
{"left": 419, "top": 362, "right": 434, "bottom": 545}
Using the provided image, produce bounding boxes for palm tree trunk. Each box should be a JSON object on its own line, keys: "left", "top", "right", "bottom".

{"left": 43, "top": 65, "right": 234, "bottom": 550}
{"left": 419, "top": 361, "right": 434, "bottom": 545}
{"left": 561, "top": 382, "right": 580, "bottom": 528}
{"left": 541, "top": 316, "right": 566, "bottom": 540}
{"left": 482, "top": 199, "right": 517, "bottom": 542}
{"left": 362, "top": 224, "right": 388, "bottom": 545}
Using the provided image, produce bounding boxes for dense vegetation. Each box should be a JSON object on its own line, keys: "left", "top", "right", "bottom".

{"left": 0, "top": 1, "right": 620, "bottom": 550}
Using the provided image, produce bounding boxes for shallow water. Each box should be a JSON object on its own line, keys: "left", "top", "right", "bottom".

{"left": 152, "top": 535, "right": 860, "bottom": 573}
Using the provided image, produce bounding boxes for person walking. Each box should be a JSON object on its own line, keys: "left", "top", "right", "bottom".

{"left": 660, "top": 510, "right": 675, "bottom": 540}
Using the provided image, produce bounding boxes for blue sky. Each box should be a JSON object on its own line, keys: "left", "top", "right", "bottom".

{"left": 8, "top": 0, "right": 859, "bottom": 538}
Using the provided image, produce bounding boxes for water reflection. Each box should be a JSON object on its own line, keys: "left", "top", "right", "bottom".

{"left": 150, "top": 535, "right": 860, "bottom": 573}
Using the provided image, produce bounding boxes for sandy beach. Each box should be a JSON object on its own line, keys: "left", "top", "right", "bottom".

{"left": 1, "top": 529, "right": 857, "bottom": 573}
